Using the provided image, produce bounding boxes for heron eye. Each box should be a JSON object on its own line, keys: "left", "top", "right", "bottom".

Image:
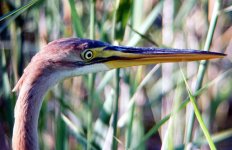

{"left": 83, "top": 50, "right": 94, "bottom": 60}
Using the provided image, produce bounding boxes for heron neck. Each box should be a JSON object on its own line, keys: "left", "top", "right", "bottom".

{"left": 12, "top": 76, "right": 52, "bottom": 150}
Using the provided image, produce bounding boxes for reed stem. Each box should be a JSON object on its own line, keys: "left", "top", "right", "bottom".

{"left": 186, "top": 0, "right": 221, "bottom": 144}
{"left": 87, "top": 0, "right": 96, "bottom": 150}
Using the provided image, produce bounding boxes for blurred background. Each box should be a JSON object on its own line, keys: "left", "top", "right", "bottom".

{"left": 0, "top": 0, "right": 232, "bottom": 149}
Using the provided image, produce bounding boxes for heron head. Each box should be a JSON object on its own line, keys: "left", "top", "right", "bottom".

{"left": 13, "top": 38, "right": 225, "bottom": 92}
{"left": 42, "top": 38, "right": 225, "bottom": 73}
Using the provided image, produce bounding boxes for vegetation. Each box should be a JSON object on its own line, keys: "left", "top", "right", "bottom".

{"left": 0, "top": 0, "right": 231, "bottom": 149}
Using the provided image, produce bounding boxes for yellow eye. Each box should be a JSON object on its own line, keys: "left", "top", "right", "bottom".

{"left": 82, "top": 50, "right": 94, "bottom": 60}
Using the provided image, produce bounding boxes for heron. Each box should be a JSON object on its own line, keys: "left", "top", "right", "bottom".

{"left": 12, "top": 38, "right": 225, "bottom": 150}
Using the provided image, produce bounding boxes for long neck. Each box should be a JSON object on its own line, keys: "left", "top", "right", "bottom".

{"left": 12, "top": 76, "right": 51, "bottom": 150}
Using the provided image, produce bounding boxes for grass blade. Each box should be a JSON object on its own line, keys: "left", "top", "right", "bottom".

{"left": 112, "top": 68, "right": 120, "bottom": 150}
{"left": 186, "top": 0, "right": 221, "bottom": 143}
{"left": 195, "top": 128, "right": 232, "bottom": 145}
{"left": 181, "top": 69, "right": 216, "bottom": 150}
{"left": 111, "top": 0, "right": 133, "bottom": 149}
{"left": 87, "top": 1, "right": 96, "bottom": 150}
{"left": 93, "top": 89, "right": 115, "bottom": 149}
{"left": 61, "top": 114, "right": 97, "bottom": 150}
{"left": 68, "top": 0, "right": 84, "bottom": 37}
{"left": 126, "top": 0, "right": 164, "bottom": 46}
{"left": 0, "top": 0, "right": 38, "bottom": 22}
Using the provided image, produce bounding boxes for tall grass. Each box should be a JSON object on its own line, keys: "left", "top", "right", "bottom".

{"left": 0, "top": 0, "right": 231, "bottom": 150}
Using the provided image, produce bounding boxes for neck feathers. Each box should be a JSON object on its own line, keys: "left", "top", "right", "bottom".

{"left": 13, "top": 81, "right": 43, "bottom": 150}
{"left": 12, "top": 63, "right": 55, "bottom": 150}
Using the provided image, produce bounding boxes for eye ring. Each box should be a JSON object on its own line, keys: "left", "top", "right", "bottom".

{"left": 82, "top": 50, "right": 94, "bottom": 60}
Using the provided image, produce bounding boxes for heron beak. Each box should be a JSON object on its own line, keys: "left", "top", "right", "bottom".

{"left": 102, "top": 46, "right": 225, "bottom": 69}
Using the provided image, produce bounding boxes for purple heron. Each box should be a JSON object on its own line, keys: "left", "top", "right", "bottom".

{"left": 12, "top": 38, "right": 225, "bottom": 150}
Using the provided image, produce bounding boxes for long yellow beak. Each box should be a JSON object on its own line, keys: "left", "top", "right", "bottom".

{"left": 100, "top": 46, "right": 225, "bottom": 69}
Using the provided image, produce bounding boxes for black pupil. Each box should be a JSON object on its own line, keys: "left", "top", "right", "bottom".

{"left": 86, "top": 52, "right": 92, "bottom": 58}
